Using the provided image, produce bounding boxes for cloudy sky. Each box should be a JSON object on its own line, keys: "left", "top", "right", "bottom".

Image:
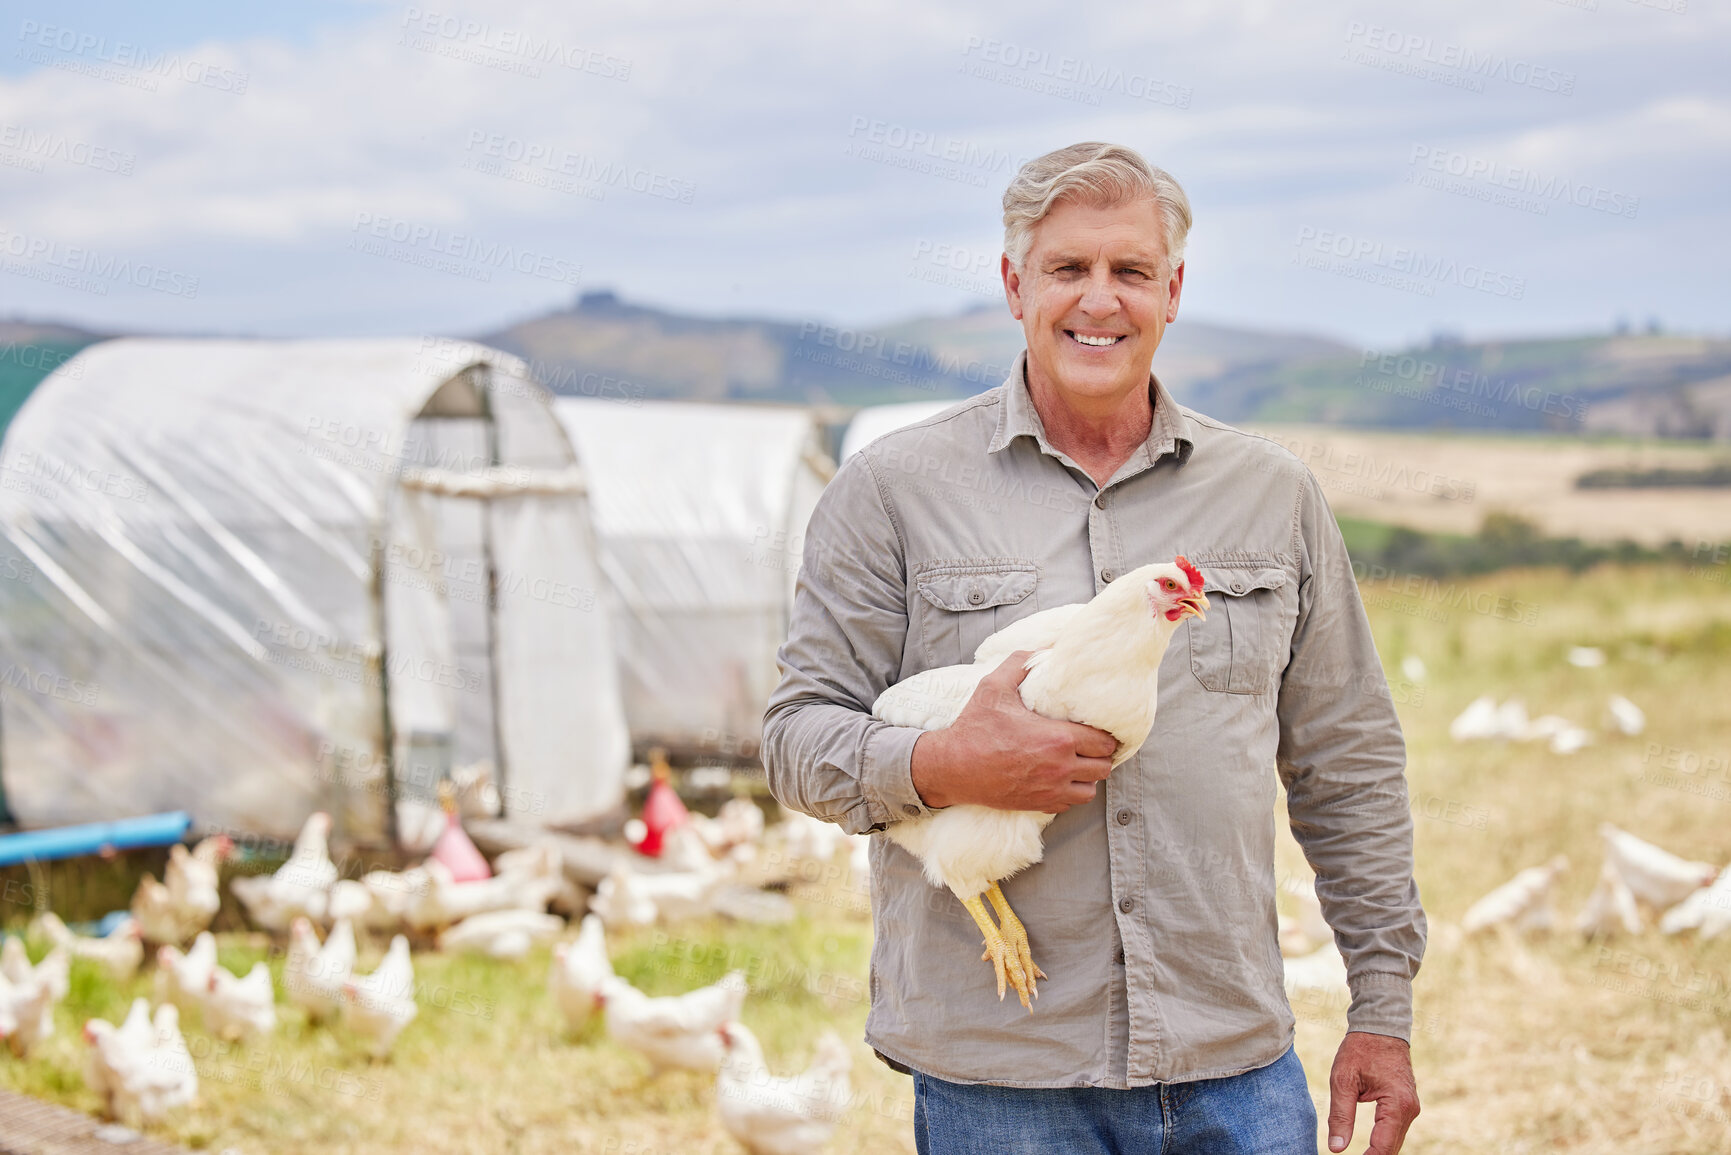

{"left": 0, "top": 0, "right": 1723, "bottom": 348}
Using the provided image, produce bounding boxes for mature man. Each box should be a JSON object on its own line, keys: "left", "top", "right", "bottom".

{"left": 763, "top": 142, "right": 1424, "bottom": 1154}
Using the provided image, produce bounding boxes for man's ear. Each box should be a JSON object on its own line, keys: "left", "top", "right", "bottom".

{"left": 1166, "top": 261, "right": 1185, "bottom": 324}
{"left": 1002, "top": 253, "right": 1024, "bottom": 321}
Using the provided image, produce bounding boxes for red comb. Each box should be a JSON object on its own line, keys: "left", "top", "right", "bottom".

{"left": 1176, "top": 555, "right": 1203, "bottom": 590}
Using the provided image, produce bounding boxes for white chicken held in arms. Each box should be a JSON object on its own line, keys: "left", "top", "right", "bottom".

{"left": 874, "top": 558, "right": 1208, "bottom": 1009}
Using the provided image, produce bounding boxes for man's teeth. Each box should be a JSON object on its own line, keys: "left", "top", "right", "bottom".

{"left": 1069, "top": 332, "right": 1123, "bottom": 347}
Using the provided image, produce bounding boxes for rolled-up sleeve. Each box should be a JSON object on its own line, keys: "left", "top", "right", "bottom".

{"left": 762, "top": 453, "right": 933, "bottom": 835}
{"left": 1276, "top": 471, "right": 1427, "bottom": 1041}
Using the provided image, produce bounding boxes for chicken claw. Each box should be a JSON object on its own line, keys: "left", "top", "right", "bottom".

{"left": 962, "top": 894, "right": 1033, "bottom": 1010}
{"left": 987, "top": 882, "right": 1045, "bottom": 1000}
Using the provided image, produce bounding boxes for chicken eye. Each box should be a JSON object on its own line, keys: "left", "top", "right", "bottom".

{"left": 1162, "top": 579, "right": 1176, "bottom": 590}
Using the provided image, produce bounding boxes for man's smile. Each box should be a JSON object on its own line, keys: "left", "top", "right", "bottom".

{"left": 1065, "top": 330, "right": 1127, "bottom": 348}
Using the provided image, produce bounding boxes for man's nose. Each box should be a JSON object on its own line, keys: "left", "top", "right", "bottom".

{"left": 1078, "top": 270, "right": 1119, "bottom": 316}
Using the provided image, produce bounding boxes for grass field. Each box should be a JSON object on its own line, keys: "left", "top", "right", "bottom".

{"left": 4, "top": 561, "right": 1731, "bottom": 1153}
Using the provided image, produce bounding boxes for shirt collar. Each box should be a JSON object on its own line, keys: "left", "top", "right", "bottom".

{"left": 987, "top": 350, "right": 1196, "bottom": 467}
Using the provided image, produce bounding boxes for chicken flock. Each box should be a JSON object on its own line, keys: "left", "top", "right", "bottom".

{"left": 0, "top": 800, "right": 859, "bottom": 1155}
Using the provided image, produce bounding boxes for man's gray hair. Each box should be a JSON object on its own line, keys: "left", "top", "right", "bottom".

{"left": 1002, "top": 142, "right": 1192, "bottom": 275}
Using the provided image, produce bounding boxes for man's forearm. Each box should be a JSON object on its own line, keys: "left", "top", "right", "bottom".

{"left": 762, "top": 693, "right": 927, "bottom": 834}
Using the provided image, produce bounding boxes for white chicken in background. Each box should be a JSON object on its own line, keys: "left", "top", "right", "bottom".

{"left": 492, "top": 843, "right": 587, "bottom": 917}
{"left": 1277, "top": 875, "right": 1334, "bottom": 958}
{"left": 132, "top": 835, "right": 231, "bottom": 945}
{"left": 1521, "top": 714, "right": 1594, "bottom": 755}
{"left": 32, "top": 911, "right": 144, "bottom": 981}
{"left": 83, "top": 999, "right": 198, "bottom": 1126}
{"left": 716, "top": 1024, "right": 852, "bottom": 1155}
{"left": 599, "top": 970, "right": 747, "bottom": 1075}
{"left": 2, "top": 935, "right": 69, "bottom": 1000}
{"left": 326, "top": 879, "right": 379, "bottom": 928}
{"left": 204, "top": 959, "right": 277, "bottom": 1042}
{"left": 1660, "top": 867, "right": 1731, "bottom": 939}
{"left": 404, "top": 848, "right": 564, "bottom": 933}
{"left": 690, "top": 797, "right": 767, "bottom": 867}
{"left": 1605, "top": 695, "right": 1646, "bottom": 737}
{"left": 589, "top": 861, "right": 660, "bottom": 930}
{"left": 550, "top": 915, "right": 613, "bottom": 1033}
{"left": 775, "top": 807, "right": 853, "bottom": 872}
{"left": 1281, "top": 941, "right": 1349, "bottom": 997}
{"left": 1448, "top": 696, "right": 1502, "bottom": 742}
{"left": 590, "top": 859, "right": 722, "bottom": 929}
{"left": 360, "top": 866, "right": 429, "bottom": 932}
{"left": 437, "top": 909, "right": 564, "bottom": 959}
{"left": 154, "top": 931, "right": 218, "bottom": 1017}
{"left": 286, "top": 917, "right": 356, "bottom": 1023}
{"left": 1462, "top": 856, "right": 1570, "bottom": 936}
{"left": 0, "top": 941, "right": 66, "bottom": 1055}
{"left": 873, "top": 559, "right": 1209, "bottom": 1009}
{"left": 230, "top": 811, "right": 338, "bottom": 931}
{"left": 84, "top": 998, "right": 153, "bottom": 1113}
{"left": 657, "top": 823, "right": 734, "bottom": 877}
{"left": 1599, "top": 823, "right": 1717, "bottom": 911}
{"left": 1577, "top": 859, "right": 1644, "bottom": 937}
{"left": 342, "top": 934, "right": 418, "bottom": 1059}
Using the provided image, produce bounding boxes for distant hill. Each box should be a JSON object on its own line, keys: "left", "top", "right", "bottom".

{"left": 6, "top": 301, "right": 1728, "bottom": 440}
{"left": 473, "top": 291, "right": 1353, "bottom": 410}
{"left": 1183, "top": 333, "right": 1731, "bottom": 439}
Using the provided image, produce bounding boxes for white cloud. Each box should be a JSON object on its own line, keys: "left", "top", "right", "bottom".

{"left": 0, "top": 0, "right": 1722, "bottom": 343}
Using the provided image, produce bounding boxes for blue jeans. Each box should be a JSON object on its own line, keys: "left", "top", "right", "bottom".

{"left": 912, "top": 1047, "right": 1317, "bottom": 1154}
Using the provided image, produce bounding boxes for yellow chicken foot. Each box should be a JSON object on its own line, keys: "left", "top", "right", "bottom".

{"left": 986, "top": 881, "right": 1045, "bottom": 1002}
{"left": 961, "top": 894, "right": 1030, "bottom": 1007}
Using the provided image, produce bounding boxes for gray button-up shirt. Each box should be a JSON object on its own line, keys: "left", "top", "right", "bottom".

{"left": 762, "top": 355, "right": 1425, "bottom": 1088}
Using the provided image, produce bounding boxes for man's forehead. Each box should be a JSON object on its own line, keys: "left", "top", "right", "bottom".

{"left": 1027, "top": 198, "right": 1167, "bottom": 262}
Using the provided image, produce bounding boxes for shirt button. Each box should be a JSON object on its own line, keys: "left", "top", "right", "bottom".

{"left": 1119, "top": 898, "right": 1135, "bottom": 914}
{"left": 903, "top": 804, "right": 922, "bottom": 817}
{"left": 1115, "top": 809, "right": 1131, "bottom": 826}
{"left": 1100, "top": 569, "right": 1114, "bottom": 584}
{"left": 1231, "top": 580, "right": 1245, "bottom": 594}
{"left": 968, "top": 590, "right": 984, "bottom": 605}
{"left": 1094, "top": 492, "right": 1106, "bottom": 509}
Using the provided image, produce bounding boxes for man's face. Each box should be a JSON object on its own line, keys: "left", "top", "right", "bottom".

{"left": 1003, "top": 195, "right": 1183, "bottom": 405}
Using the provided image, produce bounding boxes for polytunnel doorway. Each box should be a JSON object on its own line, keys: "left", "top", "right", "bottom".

{"left": 378, "top": 364, "right": 623, "bottom": 851}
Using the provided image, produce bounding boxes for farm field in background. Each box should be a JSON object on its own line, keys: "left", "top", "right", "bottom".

{"left": 3, "top": 562, "right": 1730, "bottom": 1154}
{"left": 1249, "top": 424, "right": 1731, "bottom": 547}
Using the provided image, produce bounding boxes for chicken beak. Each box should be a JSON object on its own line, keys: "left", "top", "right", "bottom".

{"left": 1180, "top": 593, "right": 1209, "bottom": 621}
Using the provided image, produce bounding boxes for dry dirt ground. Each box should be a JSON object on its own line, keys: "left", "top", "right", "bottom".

{"left": 1248, "top": 424, "right": 1731, "bottom": 547}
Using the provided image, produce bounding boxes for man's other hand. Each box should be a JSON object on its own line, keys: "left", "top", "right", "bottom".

{"left": 1327, "top": 1031, "right": 1420, "bottom": 1154}
{"left": 910, "top": 651, "right": 1117, "bottom": 813}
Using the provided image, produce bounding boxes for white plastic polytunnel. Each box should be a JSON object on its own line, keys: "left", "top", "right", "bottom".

{"left": 0, "top": 337, "right": 630, "bottom": 846}
{"left": 839, "top": 400, "right": 959, "bottom": 460}
{"left": 555, "top": 398, "right": 832, "bottom": 760}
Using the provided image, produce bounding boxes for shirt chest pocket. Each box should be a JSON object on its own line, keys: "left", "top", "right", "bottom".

{"left": 914, "top": 561, "right": 1038, "bottom": 667}
{"left": 1187, "top": 563, "right": 1294, "bottom": 695}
